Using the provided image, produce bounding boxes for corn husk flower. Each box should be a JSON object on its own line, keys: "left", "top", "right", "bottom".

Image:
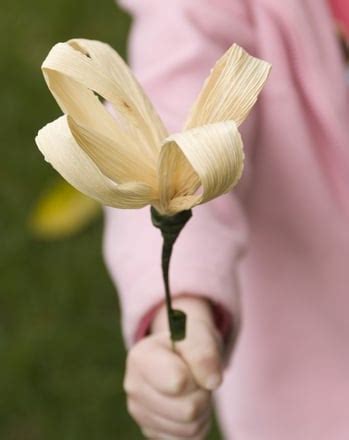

{"left": 36, "top": 39, "right": 270, "bottom": 216}
{"left": 35, "top": 39, "right": 271, "bottom": 342}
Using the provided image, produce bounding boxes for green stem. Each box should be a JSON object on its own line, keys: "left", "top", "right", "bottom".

{"left": 151, "top": 207, "right": 192, "bottom": 342}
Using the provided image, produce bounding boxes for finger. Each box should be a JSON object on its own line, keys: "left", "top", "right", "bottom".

{"left": 129, "top": 400, "right": 211, "bottom": 439}
{"left": 126, "top": 333, "right": 197, "bottom": 396}
{"left": 174, "top": 320, "right": 223, "bottom": 391}
{"left": 142, "top": 417, "right": 212, "bottom": 440}
{"left": 136, "top": 380, "right": 211, "bottom": 423}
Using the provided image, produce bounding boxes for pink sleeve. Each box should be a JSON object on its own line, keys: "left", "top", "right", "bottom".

{"left": 103, "top": 0, "right": 257, "bottom": 348}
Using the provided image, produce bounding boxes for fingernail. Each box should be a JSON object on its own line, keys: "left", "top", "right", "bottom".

{"left": 205, "top": 373, "right": 222, "bottom": 390}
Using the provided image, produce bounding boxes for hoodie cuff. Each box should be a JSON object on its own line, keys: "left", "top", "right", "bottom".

{"left": 134, "top": 296, "right": 233, "bottom": 347}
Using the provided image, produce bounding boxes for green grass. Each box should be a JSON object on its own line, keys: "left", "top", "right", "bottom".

{"left": 0, "top": 1, "right": 221, "bottom": 438}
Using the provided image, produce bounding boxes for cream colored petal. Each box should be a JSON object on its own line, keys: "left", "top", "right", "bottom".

{"left": 184, "top": 44, "right": 271, "bottom": 129}
{"left": 69, "top": 39, "right": 168, "bottom": 146}
{"left": 67, "top": 116, "right": 158, "bottom": 188}
{"left": 35, "top": 115, "right": 155, "bottom": 209}
{"left": 42, "top": 39, "right": 167, "bottom": 167}
{"left": 157, "top": 121, "right": 244, "bottom": 215}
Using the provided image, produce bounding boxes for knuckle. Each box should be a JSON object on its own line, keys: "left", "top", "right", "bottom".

{"left": 126, "top": 399, "right": 141, "bottom": 421}
{"left": 123, "top": 375, "right": 136, "bottom": 395}
{"left": 166, "top": 367, "right": 187, "bottom": 394}
{"left": 191, "top": 346, "right": 217, "bottom": 364}
{"left": 127, "top": 346, "right": 141, "bottom": 367}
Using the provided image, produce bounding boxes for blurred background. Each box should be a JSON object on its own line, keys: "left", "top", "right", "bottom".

{"left": 0, "top": 0, "right": 221, "bottom": 438}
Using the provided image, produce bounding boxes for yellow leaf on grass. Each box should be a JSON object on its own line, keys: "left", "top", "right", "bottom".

{"left": 29, "top": 179, "right": 101, "bottom": 240}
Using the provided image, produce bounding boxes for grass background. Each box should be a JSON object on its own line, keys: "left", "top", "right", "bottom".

{"left": 0, "top": 0, "right": 221, "bottom": 438}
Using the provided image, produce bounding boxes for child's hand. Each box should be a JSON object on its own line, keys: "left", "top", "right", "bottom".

{"left": 124, "top": 297, "right": 224, "bottom": 439}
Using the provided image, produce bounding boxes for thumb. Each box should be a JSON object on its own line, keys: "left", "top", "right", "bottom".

{"left": 174, "top": 318, "right": 223, "bottom": 391}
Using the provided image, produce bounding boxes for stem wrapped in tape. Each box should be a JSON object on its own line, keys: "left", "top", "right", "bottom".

{"left": 151, "top": 207, "right": 192, "bottom": 341}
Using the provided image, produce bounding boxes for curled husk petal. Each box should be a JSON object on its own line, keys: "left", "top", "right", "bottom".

{"left": 35, "top": 115, "right": 155, "bottom": 209}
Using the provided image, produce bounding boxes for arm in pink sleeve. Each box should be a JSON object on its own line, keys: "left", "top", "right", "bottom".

{"left": 103, "top": 0, "right": 257, "bottom": 348}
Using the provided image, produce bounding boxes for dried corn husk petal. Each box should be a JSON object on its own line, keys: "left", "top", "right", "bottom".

{"left": 36, "top": 115, "right": 155, "bottom": 208}
{"left": 42, "top": 39, "right": 167, "bottom": 181}
{"left": 184, "top": 44, "right": 271, "bottom": 128}
{"left": 67, "top": 116, "right": 158, "bottom": 188}
{"left": 158, "top": 121, "right": 243, "bottom": 214}
{"left": 68, "top": 39, "right": 168, "bottom": 149}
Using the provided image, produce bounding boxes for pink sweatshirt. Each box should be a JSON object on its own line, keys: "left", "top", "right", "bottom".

{"left": 103, "top": 1, "right": 349, "bottom": 438}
